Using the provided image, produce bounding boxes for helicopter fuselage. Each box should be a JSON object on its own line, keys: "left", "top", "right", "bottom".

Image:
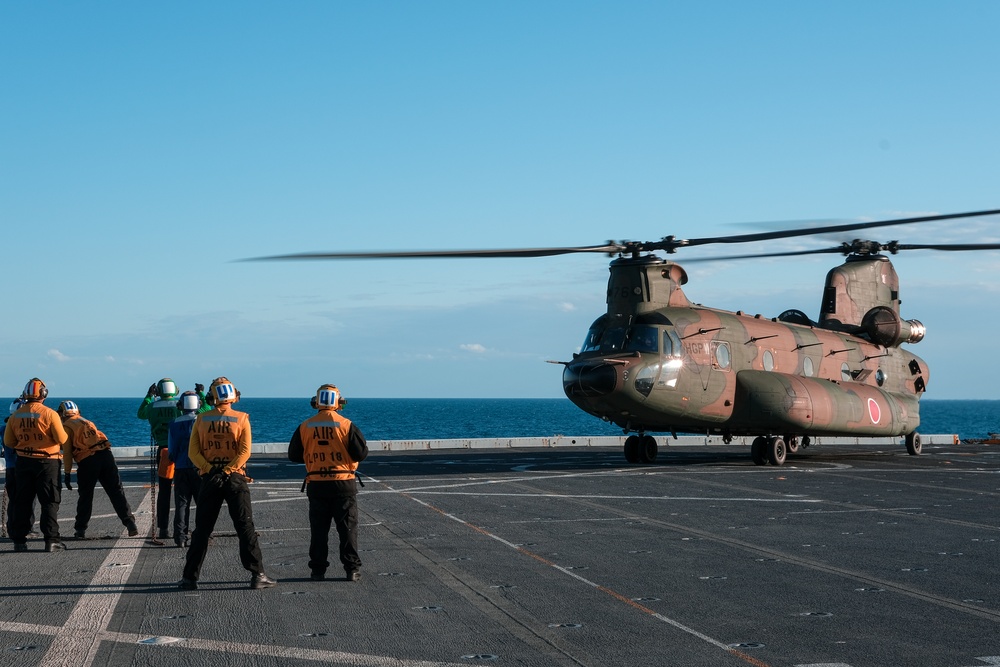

{"left": 562, "top": 255, "right": 928, "bottom": 442}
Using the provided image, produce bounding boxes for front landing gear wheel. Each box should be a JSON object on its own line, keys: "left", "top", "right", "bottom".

{"left": 638, "top": 435, "right": 658, "bottom": 464}
{"left": 784, "top": 435, "right": 800, "bottom": 454}
{"left": 751, "top": 436, "right": 768, "bottom": 466}
{"left": 624, "top": 435, "right": 640, "bottom": 463}
{"left": 767, "top": 437, "right": 787, "bottom": 466}
{"left": 905, "top": 432, "right": 922, "bottom": 456}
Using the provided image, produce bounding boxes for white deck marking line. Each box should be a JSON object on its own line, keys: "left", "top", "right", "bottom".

{"left": 397, "top": 490, "right": 773, "bottom": 667}
{"left": 37, "top": 489, "right": 153, "bottom": 667}
{"left": 398, "top": 491, "right": 820, "bottom": 502}
{"left": 0, "top": 621, "right": 471, "bottom": 667}
{"left": 5, "top": 488, "right": 470, "bottom": 667}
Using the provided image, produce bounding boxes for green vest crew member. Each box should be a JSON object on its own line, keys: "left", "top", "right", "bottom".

{"left": 178, "top": 377, "right": 276, "bottom": 590}
{"left": 59, "top": 401, "right": 139, "bottom": 539}
{"left": 138, "top": 378, "right": 209, "bottom": 540}
{"left": 4, "top": 378, "right": 68, "bottom": 552}
{"left": 288, "top": 384, "right": 368, "bottom": 581}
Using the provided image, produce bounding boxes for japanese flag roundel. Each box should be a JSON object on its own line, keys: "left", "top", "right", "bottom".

{"left": 868, "top": 398, "right": 881, "bottom": 424}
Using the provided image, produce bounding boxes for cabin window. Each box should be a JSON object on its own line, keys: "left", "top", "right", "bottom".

{"left": 803, "top": 357, "right": 814, "bottom": 377}
{"left": 875, "top": 368, "right": 886, "bottom": 386}
{"left": 713, "top": 342, "right": 731, "bottom": 370}
{"left": 763, "top": 349, "right": 775, "bottom": 372}
{"left": 841, "top": 363, "right": 852, "bottom": 382}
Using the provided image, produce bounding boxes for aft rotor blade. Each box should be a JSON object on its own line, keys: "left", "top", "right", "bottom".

{"left": 243, "top": 243, "right": 624, "bottom": 261}
{"left": 683, "top": 240, "right": 1000, "bottom": 262}
{"left": 674, "top": 208, "right": 1000, "bottom": 250}
{"left": 892, "top": 242, "right": 1000, "bottom": 252}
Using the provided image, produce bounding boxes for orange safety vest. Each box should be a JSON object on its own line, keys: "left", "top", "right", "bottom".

{"left": 298, "top": 410, "right": 358, "bottom": 482}
{"left": 190, "top": 405, "right": 252, "bottom": 476}
{"left": 4, "top": 402, "right": 67, "bottom": 460}
{"left": 64, "top": 415, "right": 111, "bottom": 464}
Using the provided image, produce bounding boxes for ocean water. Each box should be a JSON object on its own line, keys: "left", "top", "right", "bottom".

{"left": 6, "top": 397, "right": 1000, "bottom": 447}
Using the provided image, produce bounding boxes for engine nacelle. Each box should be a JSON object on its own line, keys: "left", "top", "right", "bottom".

{"left": 862, "top": 306, "right": 925, "bottom": 346}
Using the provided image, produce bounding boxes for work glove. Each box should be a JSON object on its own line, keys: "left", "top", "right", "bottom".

{"left": 206, "top": 465, "right": 229, "bottom": 490}
{"left": 146, "top": 383, "right": 158, "bottom": 398}
{"left": 64, "top": 473, "right": 73, "bottom": 491}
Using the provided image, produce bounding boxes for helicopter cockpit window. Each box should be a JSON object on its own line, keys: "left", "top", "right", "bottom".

{"left": 625, "top": 325, "right": 659, "bottom": 353}
{"left": 663, "top": 329, "right": 683, "bottom": 357}
{"left": 581, "top": 326, "right": 603, "bottom": 353}
{"left": 582, "top": 326, "right": 628, "bottom": 353}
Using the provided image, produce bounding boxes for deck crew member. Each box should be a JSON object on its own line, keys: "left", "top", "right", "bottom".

{"left": 2, "top": 399, "right": 37, "bottom": 538}
{"left": 137, "top": 378, "right": 208, "bottom": 540}
{"left": 288, "top": 384, "right": 368, "bottom": 581}
{"left": 167, "top": 391, "right": 202, "bottom": 548}
{"left": 4, "top": 379, "right": 68, "bottom": 552}
{"left": 178, "top": 377, "right": 276, "bottom": 590}
{"left": 59, "top": 401, "right": 139, "bottom": 539}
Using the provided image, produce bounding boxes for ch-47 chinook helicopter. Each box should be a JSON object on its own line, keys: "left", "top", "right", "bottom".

{"left": 248, "top": 208, "right": 1000, "bottom": 466}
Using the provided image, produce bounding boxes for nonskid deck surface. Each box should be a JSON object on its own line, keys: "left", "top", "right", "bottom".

{"left": 2, "top": 443, "right": 1000, "bottom": 667}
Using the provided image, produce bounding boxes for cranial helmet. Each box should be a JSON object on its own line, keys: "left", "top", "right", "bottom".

{"left": 315, "top": 384, "right": 344, "bottom": 410}
{"left": 157, "top": 378, "right": 179, "bottom": 399}
{"left": 9, "top": 398, "right": 25, "bottom": 415}
{"left": 58, "top": 401, "right": 80, "bottom": 418}
{"left": 22, "top": 378, "right": 48, "bottom": 402}
{"left": 209, "top": 377, "right": 238, "bottom": 405}
{"left": 176, "top": 391, "right": 201, "bottom": 413}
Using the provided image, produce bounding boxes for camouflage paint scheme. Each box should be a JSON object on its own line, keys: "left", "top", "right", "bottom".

{"left": 562, "top": 255, "right": 928, "bottom": 445}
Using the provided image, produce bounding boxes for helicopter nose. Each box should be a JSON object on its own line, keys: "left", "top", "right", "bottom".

{"left": 563, "top": 361, "right": 619, "bottom": 397}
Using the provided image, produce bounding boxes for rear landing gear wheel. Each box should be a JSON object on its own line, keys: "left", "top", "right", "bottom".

{"left": 767, "top": 437, "right": 787, "bottom": 466}
{"left": 638, "top": 435, "right": 658, "bottom": 464}
{"left": 751, "top": 436, "right": 768, "bottom": 466}
{"left": 905, "top": 432, "right": 922, "bottom": 456}
{"left": 784, "top": 435, "right": 800, "bottom": 455}
{"left": 624, "top": 435, "right": 640, "bottom": 463}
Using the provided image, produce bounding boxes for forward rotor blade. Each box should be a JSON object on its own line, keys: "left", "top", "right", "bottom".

{"left": 242, "top": 208, "right": 1000, "bottom": 263}
{"left": 674, "top": 208, "right": 1000, "bottom": 250}
{"left": 242, "top": 243, "right": 624, "bottom": 261}
{"left": 682, "top": 247, "right": 847, "bottom": 263}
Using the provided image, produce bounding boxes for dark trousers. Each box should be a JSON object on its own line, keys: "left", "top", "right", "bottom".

{"left": 74, "top": 449, "right": 135, "bottom": 533}
{"left": 183, "top": 472, "right": 264, "bottom": 582}
{"left": 12, "top": 457, "right": 60, "bottom": 543}
{"left": 157, "top": 476, "right": 172, "bottom": 535}
{"left": 307, "top": 481, "right": 361, "bottom": 574}
{"left": 4, "top": 471, "right": 37, "bottom": 537}
{"left": 173, "top": 467, "right": 201, "bottom": 541}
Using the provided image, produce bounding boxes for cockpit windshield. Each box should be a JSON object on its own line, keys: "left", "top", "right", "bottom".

{"left": 625, "top": 325, "right": 659, "bottom": 353}
{"left": 581, "top": 322, "right": 659, "bottom": 354}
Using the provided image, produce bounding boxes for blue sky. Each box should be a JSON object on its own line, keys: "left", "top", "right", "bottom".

{"left": 3, "top": 2, "right": 999, "bottom": 400}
